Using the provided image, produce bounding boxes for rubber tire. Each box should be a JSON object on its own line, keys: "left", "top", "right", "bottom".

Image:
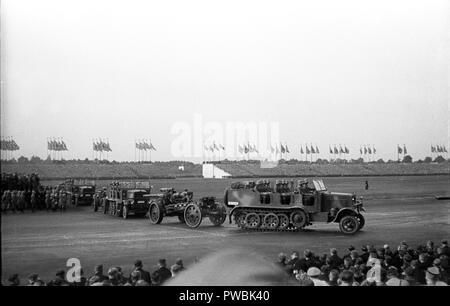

{"left": 208, "top": 203, "right": 226, "bottom": 226}
{"left": 184, "top": 203, "right": 203, "bottom": 228}
{"left": 339, "top": 215, "right": 360, "bottom": 235}
{"left": 149, "top": 201, "right": 164, "bottom": 224}
{"left": 290, "top": 209, "right": 307, "bottom": 228}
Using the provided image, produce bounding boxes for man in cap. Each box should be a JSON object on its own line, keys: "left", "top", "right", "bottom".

{"left": 329, "top": 248, "right": 343, "bottom": 269}
{"left": 88, "top": 264, "right": 108, "bottom": 285}
{"left": 152, "top": 258, "right": 172, "bottom": 285}
{"left": 307, "top": 267, "right": 328, "bottom": 286}
{"left": 7, "top": 274, "right": 20, "bottom": 286}
{"left": 385, "top": 267, "right": 409, "bottom": 286}
{"left": 107, "top": 267, "right": 121, "bottom": 286}
{"left": 171, "top": 263, "right": 184, "bottom": 278}
{"left": 286, "top": 251, "right": 300, "bottom": 275}
{"left": 294, "top": 249, "right": 318, "bottom": 273}
{"left": 425, "top": 266, "right": 447, "bottom": 286}
{"left": 338, "top": 270, "right": 356, "bottom": 286}
{"left": 47, "top": 270, "right": 69, "bottom": 286}
{"left": 440, "top": 240, "right": 449, "bottom": 257}
{"left": 27, "top": 273, "right": 45, "bottom": 286}
{"left": 130, "top": 260, "right": 151, "bottom": 285}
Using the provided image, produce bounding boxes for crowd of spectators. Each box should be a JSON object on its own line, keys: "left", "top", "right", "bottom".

{"left": 276, "top": 240, "right": 449, "bottom": 286}
{"left": 5, "top": 258, "right": 185, "bottom": 286}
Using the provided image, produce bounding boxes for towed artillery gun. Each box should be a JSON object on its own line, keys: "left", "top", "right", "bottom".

{"left": 147, "top": 188, "right": 227, "bottom": 228}
{"left": 224, "top": 179, "right": 365, "bottom": 234}
{"left": 103, "top": 181, "right": 151, "bottom": 219}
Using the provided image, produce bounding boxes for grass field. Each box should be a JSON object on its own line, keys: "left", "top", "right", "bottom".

{"left": 1, "top": 175, "right": 449, "bottom": 284}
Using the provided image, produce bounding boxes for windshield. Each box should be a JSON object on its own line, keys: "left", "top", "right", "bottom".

{"left": 129, "top": 190, "right": 147, "bottom": 199}
{"left": 312, "top": 179, "right": 327, "bottom": 191}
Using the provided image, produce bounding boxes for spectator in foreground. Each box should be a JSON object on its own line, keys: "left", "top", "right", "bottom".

{"left": 8, "top": 274, "right": 20, "bottom": 286}
{"left": 152, "top": 258, "right": 172, "bottom": 285}
{"left": 307, "top": 267, "right": 328, "bottom": 286}
{"left": 130, "top": 260, "right": 151, "bottom": 285}
{"left": 88, "top": 265, "right": 108, "bottom": 286}
{"left": 339, "top": 270, "right": 357, "bottom": 286}
{"left": 425, "top": 267, "right": 447, "bottom": 286}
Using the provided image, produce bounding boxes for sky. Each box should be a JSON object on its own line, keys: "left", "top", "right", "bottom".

{"left": 1, "top": 0, "right": 449, "bottom": 162}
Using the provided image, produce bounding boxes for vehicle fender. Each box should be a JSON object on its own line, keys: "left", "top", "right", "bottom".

{"left": 228, "top": 206, "right": 239, "bottom": 223}
{"left": 332, "top": 208, "right": 358, "bottom": 223}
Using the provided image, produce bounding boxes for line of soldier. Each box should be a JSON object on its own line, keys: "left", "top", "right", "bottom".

{"left": 1, "top": 187, "right": 80, "bottom": 213}
{"left": 1, "top": 172, "right": 41, "bottom": 193}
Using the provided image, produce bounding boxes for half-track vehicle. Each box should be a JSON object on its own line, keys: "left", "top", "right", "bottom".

{"left": 224, "top": 178, "right": 365, "bottom": 234}
{"left": 147, "top": 188, "right": 227, "bottom": 228}
{"left": 103, "top": 181, "right": 151, "bottom": 219}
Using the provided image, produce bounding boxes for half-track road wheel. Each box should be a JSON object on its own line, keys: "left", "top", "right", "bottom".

{"left": 277, "top": 213, "right": 290, "bottom": 230}
{"left": 234, "top": 210, "right": 247, "bottom": 228}
{"left": 290, "top": 209, "right": 307, "bottom": 228}
{"left": 356, "top": 214, "right": 365, "bottom": 230}
{"left": 263, "top": 213, "right": 279, "bottom": 230}
{"left": 184, "top": 203, "right": 202, "bottom": 228}
{"left": 149, "top": 201, "right": 164, "bottom": 224}
{"left": 245, "top": 213, "right": 261, "bottom": 229}
{"left": 339, "top": 215, "right": 360, "bottom": 235}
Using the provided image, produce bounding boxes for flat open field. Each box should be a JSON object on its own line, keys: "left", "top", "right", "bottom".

{"left": 2, "top": 175, "right": 449, "bottom": 283}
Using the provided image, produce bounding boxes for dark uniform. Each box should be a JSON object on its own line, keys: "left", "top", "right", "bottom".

{"left": 30, "top": 190, "right": 37, "bottom": 212}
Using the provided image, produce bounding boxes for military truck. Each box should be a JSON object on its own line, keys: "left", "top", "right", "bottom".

{"left": 58, "top": 179, "right": 96, "bottom": 206}
{"left": 224, "top": 179, "right": 365, "bottom": 234}
{"left": 103, "top": 181, "right": 151, "bottom": 219}
{"left": 147, "top": 188, "right": 227, "bottom": 228}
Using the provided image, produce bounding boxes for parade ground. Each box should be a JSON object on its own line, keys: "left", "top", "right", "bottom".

{"left": 1, "top": 175, "right": 449, "bottom": 283}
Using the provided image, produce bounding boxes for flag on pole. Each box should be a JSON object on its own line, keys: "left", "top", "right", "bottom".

{"left": 301, "top": 146, "right": 304, "bottom": 154}
{"left": 311, "top": 145, "right": 316, "bottom": 154}
{"left": 397, "top": 145, "right": 403, "bottom": 154}
{"left": 315, "top": 145, "right": 320, "bottom": 154}
{"left": 285, "top": 144, "right": 290, "bottom": 153}
{"left": 344, "top": 146, "right": 349, "bottom": 154}
{"left": 306, "top": 146, "right": 310, "bottom": 154}
{"left": 329, "top": 146, "right": 333, "bottom": 154}
{"left": 334, "top": 146, "right": 338, "bottom": 155}
{"left": 280, "top": 144, "right": 286, "bottom": 154}
{"left": 403, "top": 145, "right": 407, "bottom": 154}
{"left": 360, "top": 146, "right": 362, "bottom": 155}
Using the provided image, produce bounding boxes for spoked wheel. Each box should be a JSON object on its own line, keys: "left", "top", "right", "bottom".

{"left": 277, "top": 214, "right": 290, "bottom": 230}
{"left": 184, "top": 203, "right": 202, "bottom": 228}
{"left": 245, "top": 213, "right": 261, "bottom": 229}
{"left": 178, "top": 215, "right": 185, "bottom": 223}
{"left": 356, "top": 214, "right": 365, "bottom": 230}
{"left": 263, "top": 213, "right": 279, "bottom": 230}
{"left": 290, "top": 209, "right": 307, "bottom": 228}
{"left": 149, "top": 201, "right": 164, "bottom": 224}
{"left": 208, "top": 203, "right": 227, "bottom": 226}
{"left": 339, "top": 215, "right": 360, "bottom": 235}
{"left": 122, "top": 206, "right": 128, "bottom": 219}
{"left": 234, "top": 211, "right": 247, "bottom": 228}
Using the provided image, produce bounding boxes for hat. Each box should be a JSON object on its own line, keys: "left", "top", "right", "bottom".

{"left": 441, "top": 240, "right": 448, "bottom": 245}
{"left": 134, "top": 260, "right": 143, "bottom": 267}
{"left": 383, "top": 244, "right": 390, "bottom": 249}
{"left": 171, "top": 264, "right": 183, "bottom": 274}
{"left": 176, "top": 258, "right": 184, "bottom": 266}
{"left": 330, "top": 248, "right": 337, "bottom": 255}
{"left": 307, "top": 267, "right": 321, "bottom": 277}
{"left": 361, "top": 246, "right": 368, "bottom": 252}
{"left": 426, "top": 266, "right": 440, "bottom": 276}
{"left": 158, "top": 258, "right": 166, "bottom": 265}
{"left": 348, "top": 245, "right": 355, "bottom": 251}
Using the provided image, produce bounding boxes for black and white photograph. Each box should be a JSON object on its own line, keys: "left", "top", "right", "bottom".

{"left": 0, "top": 0, "right": 449, "bottom": 295}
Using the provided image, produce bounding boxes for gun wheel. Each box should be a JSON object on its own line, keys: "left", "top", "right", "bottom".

{"left": 339, "top": 215, "right": 360, "bottom": 235}
{"left": 149, "top": 201, "right": 164, "bottom": 224}
{"left": 184, "top": 203, "right": 202, "bottom": 228}
{"left": 290, "top": 209, "right": 307, "bottom": 228}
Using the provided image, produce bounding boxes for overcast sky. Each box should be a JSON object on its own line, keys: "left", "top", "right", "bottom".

{"left": 1, "top": 0, "right": 449, "bottom": 162}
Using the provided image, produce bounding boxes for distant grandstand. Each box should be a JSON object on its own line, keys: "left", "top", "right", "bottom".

{"left": 1, "top": 160, "right": 448, "bottom": 180}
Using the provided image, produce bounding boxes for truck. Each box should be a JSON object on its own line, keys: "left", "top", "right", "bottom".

{"left": 103, "top": 181, "right": 151, "bottom": 219}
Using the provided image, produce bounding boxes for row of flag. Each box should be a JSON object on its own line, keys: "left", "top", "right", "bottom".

{"left": 431, "top": 145, "right": 448, "bottom": 153}
{"left": 204, "top": 143, "right": 226, "bottom": 152}
{"left": 135, "top": 140, "right": 156, "bottom": 151}
{"left": 93, "top": 139, "right": 112, "bottom": 152}
{"left": 47, "top": 138, "right": 68, "bottom": 151}
{"left": 359, "top": 145, "right": 376, "bottom": 155}
{"left": 0, "top": 137, "right": 20, "bottom": 151}
{"left": 397, "top": 145, "right": 407, "bottom": 155}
